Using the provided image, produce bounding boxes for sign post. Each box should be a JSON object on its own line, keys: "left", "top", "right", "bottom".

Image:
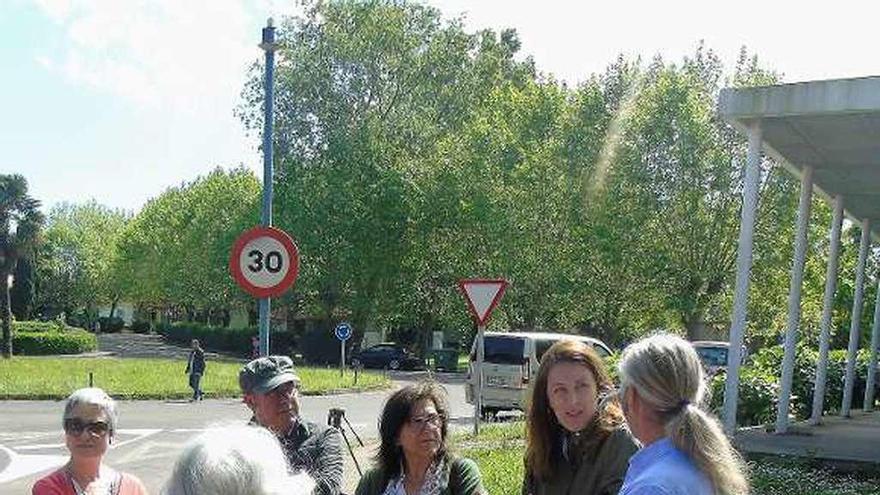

{"left": 254, "top": 19, "right": 278, "bottom": 356}
{"left": 230, "top": 226, "right": 299, "bottom": 355}
{"left": 335, "top": 322, "right": 353, "bottom": 377}
{"left": 458, "top": 278, "right": 508, "bottom": 435}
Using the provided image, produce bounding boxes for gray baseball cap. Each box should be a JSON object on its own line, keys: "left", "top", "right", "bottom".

{"left": 239, "top": 355, "right": 300, "bottom": 395}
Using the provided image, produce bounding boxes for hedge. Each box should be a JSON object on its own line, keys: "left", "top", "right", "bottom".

{"left": 158, "top": 322, "right": 297, "bottom": 357}
{"left": 710, "top": 344, "right": 877, "bottom": 426}
{"left": 12, "top": 320, "right": 67, "bottom": 333}
{"left": 13, "top": 330, "right": 98, "bottom": 355}
{"left": 97, "top": 316, "right": 125, "bottom": 333}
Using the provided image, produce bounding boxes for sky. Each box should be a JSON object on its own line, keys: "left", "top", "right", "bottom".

{"left": 3, "top": 0, "right": 880, "bottom": 214}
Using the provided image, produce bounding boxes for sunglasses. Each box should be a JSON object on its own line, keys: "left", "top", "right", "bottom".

{"left": 408, "top": 413, "right": 443, "bottom": 430}
{"left": 64, "top": 418, "right": 111, "bottom": 436}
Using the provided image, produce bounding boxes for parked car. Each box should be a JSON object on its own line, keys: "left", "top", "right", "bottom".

{"left": 350, "top": 343, "right": 424, "bottom": 370}
{"left": 692, "top": 340, "right": 747, "bottom": 375}
{"left": 465, "top": 331, "right": 613, "bottom": 415}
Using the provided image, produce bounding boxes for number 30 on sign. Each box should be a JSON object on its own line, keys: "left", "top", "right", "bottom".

{"left": 229, "top": 226, "right": 300, "bottom": 298}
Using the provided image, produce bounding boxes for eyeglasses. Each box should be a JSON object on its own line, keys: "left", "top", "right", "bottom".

{"left": 408, "top": 413, "right": 443, "bottom": 430}
{"left": 63, "top": 418, "right": 111, "bottom": 436}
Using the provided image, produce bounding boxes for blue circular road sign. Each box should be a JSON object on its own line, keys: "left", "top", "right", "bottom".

{"left": 335, "top": 322, "right": 352, "bottom": 341}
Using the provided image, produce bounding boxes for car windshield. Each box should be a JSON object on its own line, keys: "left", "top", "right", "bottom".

{"left": 696, "top": 346, "right": 728, "bottom": 367}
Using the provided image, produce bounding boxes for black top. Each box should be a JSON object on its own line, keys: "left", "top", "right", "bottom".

{"left": 186, "top": 348, "right": 206, "bottom": 374}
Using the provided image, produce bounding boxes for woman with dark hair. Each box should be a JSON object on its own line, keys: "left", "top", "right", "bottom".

{"left": 523, "top": 339, "right": 639, "bottom": 495}
{"left": 355, "top": 381, "right": 487, "bottom": 495}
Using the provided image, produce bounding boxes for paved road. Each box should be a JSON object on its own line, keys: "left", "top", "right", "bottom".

{"left": 0, "top": 372, "right": 472, "bottom": 494}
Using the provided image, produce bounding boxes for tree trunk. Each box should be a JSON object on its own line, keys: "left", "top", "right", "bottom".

{"left": 1, "top": 267, "right": 12, "bottom": 358}
{"left": 109, "top": 296, "right": 118, "bottom": 320}
{"left": 683, "top": 313, "right": 706, "bottom": 341}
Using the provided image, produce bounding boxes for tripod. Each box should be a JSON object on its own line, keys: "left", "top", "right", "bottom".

{"left": 327, "top": 407, "right": 364, "bottom": 476}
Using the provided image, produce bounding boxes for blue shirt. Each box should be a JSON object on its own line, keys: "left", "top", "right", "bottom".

{"left": 619, "top": 437, "right": 713, "bottom": 495}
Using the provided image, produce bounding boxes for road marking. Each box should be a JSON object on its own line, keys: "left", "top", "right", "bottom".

{"left": 0, "top": 444, "right": 67, "bottom": 484}
{"left": 0, "top": 429, "right": 162, "bottom": 485}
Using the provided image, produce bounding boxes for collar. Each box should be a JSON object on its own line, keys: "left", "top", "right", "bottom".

{"left": 628, "top": 436, "right": 675, "bottom": 472}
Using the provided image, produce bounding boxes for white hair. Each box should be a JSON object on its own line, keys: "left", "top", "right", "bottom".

{"left": 63, "top": 388, "right": 118, "bottom": 435}
{"left": 163, "top": 424, "right": 314, "bottom": 495}
{"left": 619, "top": 333, "right": 749, "bottom": 495}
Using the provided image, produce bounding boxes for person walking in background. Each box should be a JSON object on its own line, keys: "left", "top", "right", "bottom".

{"left": 523, "top": 340, "right": 639, "bottom": 495}
{"left": 163, "top": 424, "right": 314, "bottom": 495}
{"left": 617, "top": 334, "right": 749, "bottom": 495}
{"left": 356, "top": 381, "right": 487, "bottom": 495}
{"left": 239, "top": 355, "right": 344, "bottom": 495}
{"left": 185, "top": 338, "right": 205, "bottom": 401}
{"left": 32, "top": 387, "right": 148, "bottom": 495}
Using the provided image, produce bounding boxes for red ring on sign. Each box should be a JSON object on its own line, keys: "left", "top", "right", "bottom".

{"left": 229, "top": 226, "right": 300, "bottom": 298}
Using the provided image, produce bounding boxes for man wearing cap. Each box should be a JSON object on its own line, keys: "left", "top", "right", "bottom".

{"left": 240, "top": 355, "right": 344, "bottom": 495}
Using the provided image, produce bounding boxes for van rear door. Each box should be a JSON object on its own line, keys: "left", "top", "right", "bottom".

{"left": 479, "top": 335, "right": 527, "bottom": 388}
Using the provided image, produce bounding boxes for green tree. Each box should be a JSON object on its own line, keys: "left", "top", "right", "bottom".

{"left": 10, "top": 257, "right": 35, "bottom": 319}
{"left": 115, "top": 167, "right": 260, "bottom": 319}
{"left": 35, "top": 201, "right": 129, "bottom": 327}
{"left": 1, "top": 174, "right": 44, "bottom": 357}
{"left": 239, "top": 0, "right": 535, "bottom": 342}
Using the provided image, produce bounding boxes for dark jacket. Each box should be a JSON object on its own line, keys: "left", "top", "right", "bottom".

{"left": 523, "top": 425, "right": 639, "bottom": 495}
{"left": 355, "top": 457, "right": 486, "bottom": 495}
{"left": 185, "top": 348, "right": 205, "bottom": 374}
{"left": 278, "top": 419, "right": 344, "bottom": 495}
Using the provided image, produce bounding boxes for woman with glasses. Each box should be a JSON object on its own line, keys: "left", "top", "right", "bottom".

{"left": 617, "top": 334, "right": 748, "bottom": 495}
{"left": 355, "top": 381, "right": 487, "bottom": 495}
{"left": 32, "top": 387, "right": 147, "bottom": 495}
{"left": 523, "top": 339, "right": 639, "bottom": 495}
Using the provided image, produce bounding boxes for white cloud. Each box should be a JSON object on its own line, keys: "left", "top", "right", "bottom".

{"left": 31, "top": 0, "right": 299, "bottom": 113}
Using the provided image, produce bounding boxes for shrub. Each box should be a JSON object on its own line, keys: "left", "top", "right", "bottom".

{"left": 130, "top": 320, "right": 152, "bottom": 334}
{"left": 709, "top": 344, "right": 877, "bottom": 426}
{"left": 12, "top": 320, "right": 66, "bottom": 333}
{"left": 98, "top": 316, "right": 125, "bottom": 333}
{"left": 158, "top": 322, "right": 297, "bottom": 357}
{"left": 13, "top": 330, "right": 97, "bottom": 355}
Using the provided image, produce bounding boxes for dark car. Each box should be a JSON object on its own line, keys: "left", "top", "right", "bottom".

{"left": 350, "top": 343, "right": 424, "bottom": 370}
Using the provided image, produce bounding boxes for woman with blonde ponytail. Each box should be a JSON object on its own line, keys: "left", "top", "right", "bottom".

{"left": 617, "top": 334, "right": 749, "bottom": 495}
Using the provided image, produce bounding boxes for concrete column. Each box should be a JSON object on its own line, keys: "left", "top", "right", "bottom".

{"left": 810, "top": 195, "right": 844, "bottom": 425}
{"left": 723, "top": 121, "right": 762, "bottom": 435}
{"left": 864, "top": 275, "right": 880, "bottom": 411}
{"left": 842, "top": 219, "right": 871, "bottom": 417}
{"left": 775, "top": 166, "right": 814, "bottom": 434}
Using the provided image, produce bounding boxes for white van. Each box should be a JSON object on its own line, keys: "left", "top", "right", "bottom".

{"left": 465, "top": 331, "right": 613, "bottom": 415}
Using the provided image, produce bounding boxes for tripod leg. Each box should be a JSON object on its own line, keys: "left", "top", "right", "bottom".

{"left": 339, "top": 428, "right": 362, "bottom": 476}
{"left": 343, "top": 414, "right": 365, "bottom": 447}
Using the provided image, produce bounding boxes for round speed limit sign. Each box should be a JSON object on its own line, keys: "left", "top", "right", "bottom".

{"left": 229, "top": 226, "right": 300, "bottom": 298}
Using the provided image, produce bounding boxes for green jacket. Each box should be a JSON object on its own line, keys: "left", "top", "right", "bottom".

{"left": 523, "top": 425, "right": 639, "bottom": 495}
{"left": 355, "top": 457, "right": 486, "bottom": 495}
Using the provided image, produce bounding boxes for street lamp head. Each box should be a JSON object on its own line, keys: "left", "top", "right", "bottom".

{"left": 6, "top": 274, "right": 13, "bottom": 289}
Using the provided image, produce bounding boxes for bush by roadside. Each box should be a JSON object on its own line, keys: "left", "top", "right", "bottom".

{"left": 97, "top": 316, "right": 125, "bottom": 333}
{"left": 13, "top": 320, "right": 73, "bottom": 333}
{"left": 10, "top": 320, "right": 97, "bottom": 355}
{"left": 158, "top": 322, "right": 297, "bottom": 357}
{"left": 13, "top": 330, "right": 97, "bottom": 355}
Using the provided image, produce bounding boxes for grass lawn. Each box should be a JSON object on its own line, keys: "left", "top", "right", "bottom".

{"left": 0, "top": 357, "right": 390, "bottom": 400}
{"left": 455, "top": 421, "right": 880, "bottom": 495}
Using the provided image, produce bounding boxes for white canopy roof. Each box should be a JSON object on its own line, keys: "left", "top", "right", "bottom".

{"left": 719, "top": 76, "right": 880, "bottom": 234}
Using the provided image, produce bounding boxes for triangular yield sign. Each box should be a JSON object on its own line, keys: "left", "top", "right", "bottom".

{"left": 459, "top": 279, "right": 508, "bottom": 326}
